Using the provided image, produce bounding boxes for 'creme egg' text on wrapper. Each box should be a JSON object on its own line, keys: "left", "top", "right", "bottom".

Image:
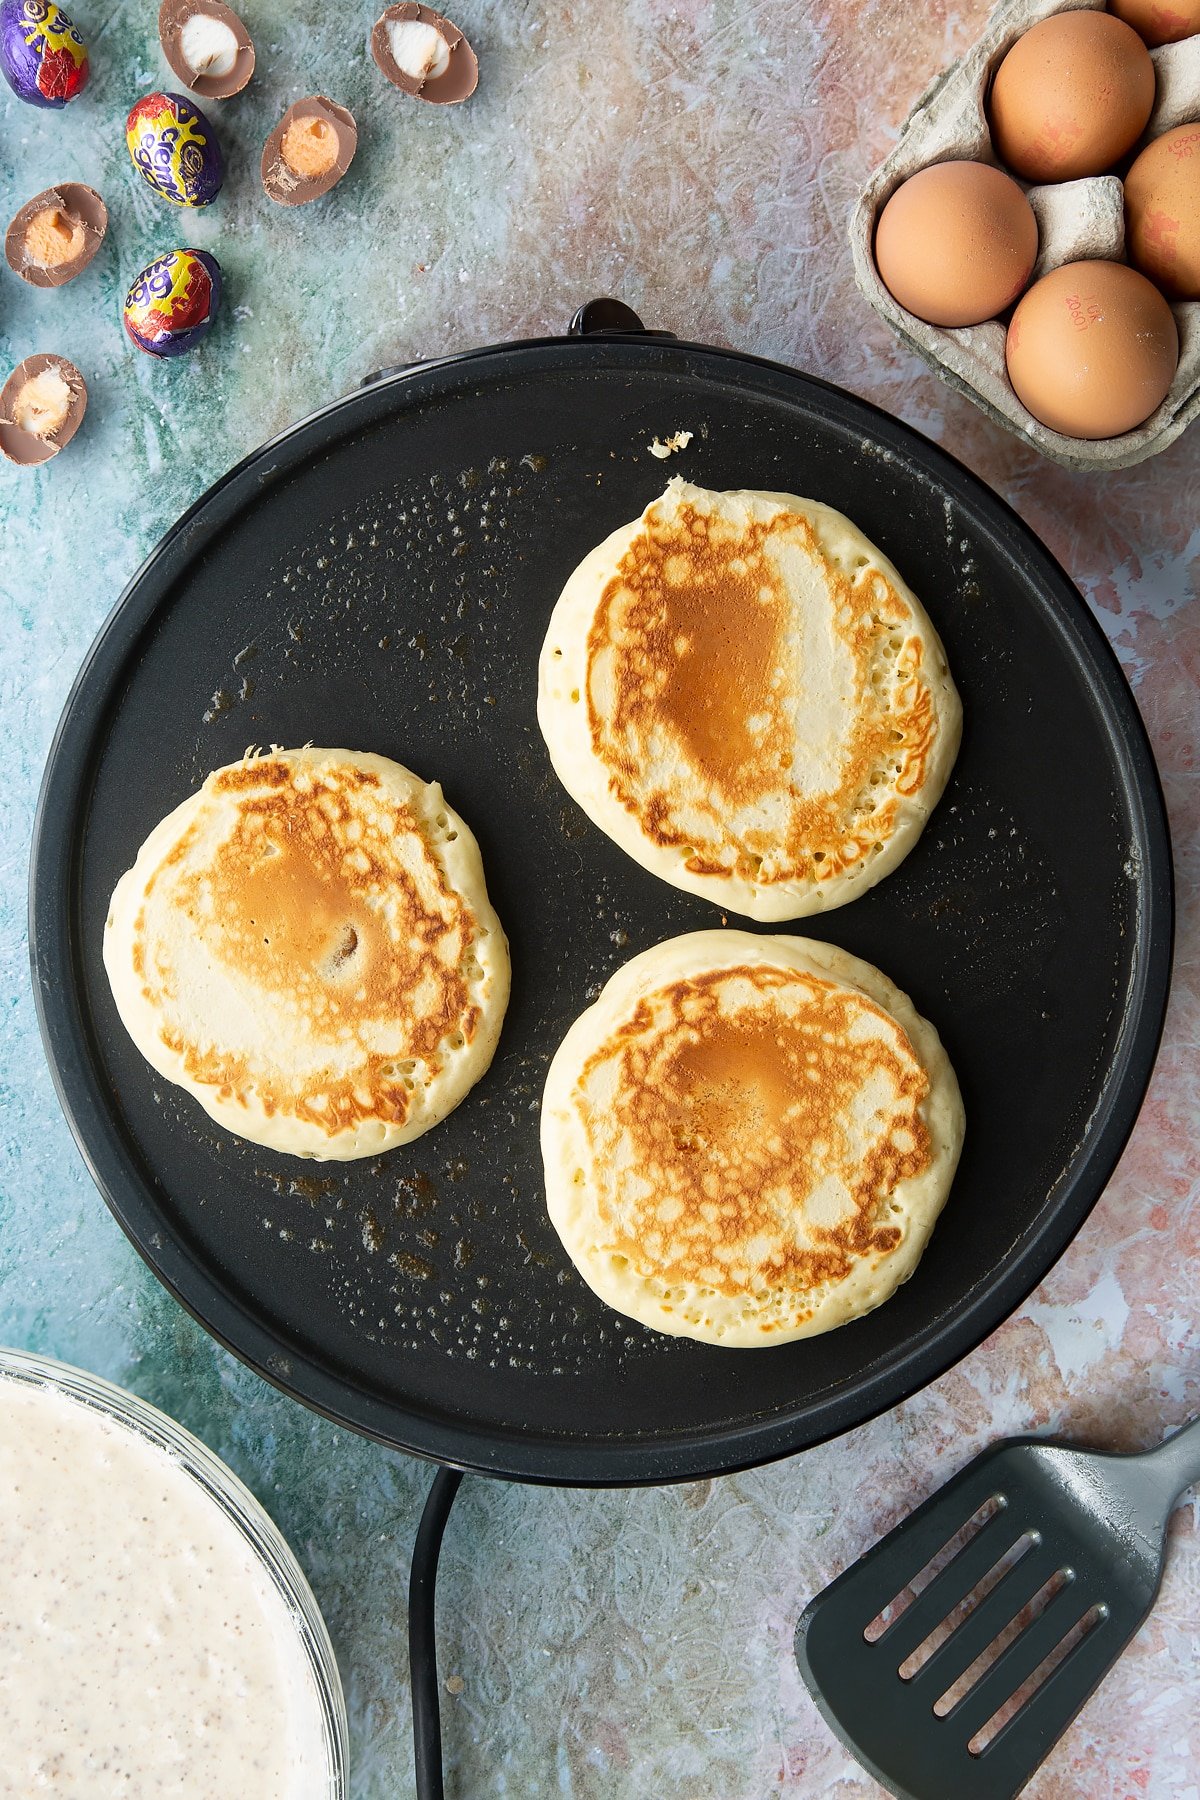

{"left": 123, "top": 249, "right": 221, "bottom": 357}
{"left": 126, "top": 91, "right": 224, "bottom": 207}
{"left": 0, "top": 0, "right": 88, "bottom": 106}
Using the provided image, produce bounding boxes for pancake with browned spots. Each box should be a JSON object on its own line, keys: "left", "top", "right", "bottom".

{"left": 541, "top": 930, "right": 963, "bottom": 1345}
{"left": 537, "top": 479, "right": 961, "bottom": 920}
{"left": 103, "top": 747, "right": 509, "bottom": 1160}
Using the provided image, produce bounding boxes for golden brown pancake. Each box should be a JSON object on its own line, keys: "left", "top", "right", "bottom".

{"left": 103, "top": 747, "right": 509, "bottom": 1159}
{"left": 541, "top": 930, "right": 964, "bottom": 1345}
{"left": 537, "top": 480, "right": 961, "bottom": 919}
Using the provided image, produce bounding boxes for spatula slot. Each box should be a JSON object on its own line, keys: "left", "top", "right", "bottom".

{"left": 967, "top": 1600, "right": 1109, "bottom": 1755}
{"left": 863, "top": 1493, "right": 1005, "bottom": 1644}
{"left": 932, "top": 1564, "right": 1070, "bottom": 1714}
{"left": 899, "top": 1528, "right": 1040, "bottom": 1680}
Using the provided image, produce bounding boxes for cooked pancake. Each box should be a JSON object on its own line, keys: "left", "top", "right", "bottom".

{"left": 103, "top": 747, "right": 509, "bottom": 1160}
{"left": 537, "top": 479, "right": 961, "bottom": 920}
{"left": 541, "top": 930, "right": 963, "bottom": 1346}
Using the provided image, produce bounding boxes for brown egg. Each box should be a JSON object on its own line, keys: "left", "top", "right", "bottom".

{"left": 874, "top": 160, "right": 1038, "bottom": 328}
{"left": 1109, "top": 0, "right": 1200, "bottom": 48}
{"left": 1125, "top": 124, "right": 1200, "bottom": 300}
{"left": 1006, "top": 260, "right": 1178, "bottom": 438}
{"left": 988, "top": 12, "right": 1155, "bottom": 182}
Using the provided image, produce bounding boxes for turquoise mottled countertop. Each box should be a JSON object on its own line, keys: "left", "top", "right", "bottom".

{"left": 3, "top": 2, "right": 1198, "bottom": 1795}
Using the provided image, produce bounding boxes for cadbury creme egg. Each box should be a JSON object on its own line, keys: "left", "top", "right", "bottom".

{"left": 0, "top": 0, "right": 88, "bottom": 107}
{"left": 126, "top": 91, "right": 224, "bottom": 207}
{"left": 123, "top": 248, "right": 222, "bottom": 357}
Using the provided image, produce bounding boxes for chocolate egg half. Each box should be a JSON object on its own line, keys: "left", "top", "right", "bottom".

{"left": 158, "top": 0, "right": 254, "bottom": 100}
{"left": 0, "top": 353, "right": 87, "bottom": 465}
{"left": 6, "top": 182, "right": 107, "bottom": 287}
{"left": 371, "top": 4, "right": 477, "bottom": 104}
{"left": 123, "top": 249, "right": 222, "bottom": 357}
{"left": 0, "top": 0, "right": 89, "bottom": 107}
{"left": 127, "top": 92, "right": 224, "bottom": 208}
{"left": 261, "top": 96, "right": 358, "bottom": 205}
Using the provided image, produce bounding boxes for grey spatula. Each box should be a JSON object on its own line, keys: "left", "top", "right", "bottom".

{"left": 795, "top": 1417, "right": 1200, "bottom": 1800}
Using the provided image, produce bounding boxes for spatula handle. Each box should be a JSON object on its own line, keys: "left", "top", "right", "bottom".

{"left": 1146, "top": 1415, "right": 1200, "bottom": 1502}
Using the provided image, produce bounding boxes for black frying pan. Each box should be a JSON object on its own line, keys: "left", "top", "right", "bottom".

{"left": 29, "top": 304, "right": 1173, "bottom": 1488}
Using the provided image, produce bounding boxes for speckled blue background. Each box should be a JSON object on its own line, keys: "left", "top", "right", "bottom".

{"left": 3, "top": 2, "right": 1198, "bottom": 1796}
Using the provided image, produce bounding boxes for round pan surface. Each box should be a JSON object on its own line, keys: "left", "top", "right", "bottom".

{"left": 30, "top": 334, "right": 1172, "bottom": 1485}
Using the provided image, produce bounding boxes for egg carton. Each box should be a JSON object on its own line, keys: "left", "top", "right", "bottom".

{"left": 849, "top": 0, "right": 1200, "bottom": 469}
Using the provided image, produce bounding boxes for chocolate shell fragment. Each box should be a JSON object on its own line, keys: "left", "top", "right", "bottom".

{"left": 370, "top": 3, "right": 477, "bottom": 104}
{"left": 158, "top": 0, "right": 254, "bottom": 100}
{"left": 0, "top": 353, "right": 87, "bottom": 465}
{"left": 5, "top": 183, "right": 107, "bottom": 288}
{"left": 261, "top": 96, "right": 358, "bottom": 206}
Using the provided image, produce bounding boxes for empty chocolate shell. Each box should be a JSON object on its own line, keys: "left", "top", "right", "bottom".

{"left": 370, "top": 4, "right": 477, "bottom": 104}
{"left": 261, "top": 96, "right": 358, "bottom": 206}
{"left": 0, "top": 353, "right": 87, "bottom": 465}
{"left": 5, "top": 183, "right": 107, "bottom": 288}
{"left": 158, "top": 0, "right": 253, "bottom": 99}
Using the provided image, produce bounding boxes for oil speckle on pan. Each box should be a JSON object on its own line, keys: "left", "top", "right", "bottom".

{"left": 72, "top": 360, "right": 1155, "bottom": 1442}
{"left": 892, "top": 783, "right": 1063, "bottom": 1003}
{"left": 203, "top": 461, "right": 548, "bottom": 735}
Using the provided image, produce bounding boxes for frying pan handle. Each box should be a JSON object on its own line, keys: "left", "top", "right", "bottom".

{"left": 568, "top": 297, "right": 676, "bottom": 339}
{"left": 410, "top": 1466, "right": 464, "bottom": 1800}
{"left": 361, "top": 301, "right": 673, "bottom": 388}
{"left": 360, "top": 356, "right": 429, "bottom": 389}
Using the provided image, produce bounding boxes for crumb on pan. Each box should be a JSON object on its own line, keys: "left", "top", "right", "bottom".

{"left": 648, "top": 430, "right": 694, "bottom": 459}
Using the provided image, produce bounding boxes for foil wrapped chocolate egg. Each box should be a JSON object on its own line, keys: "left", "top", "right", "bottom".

{"left": 123, "top": 249, "right": 221, "bottom": 357}
{"left": 0, "top": 0, "right": 89, "bottom": 107}
{"left": 126, "top": 92, "right": 224, "bottom": 208}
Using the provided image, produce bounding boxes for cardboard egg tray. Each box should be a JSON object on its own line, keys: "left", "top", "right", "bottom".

{"left": 849, "top": 0, "right": 1200, "bottom": 469}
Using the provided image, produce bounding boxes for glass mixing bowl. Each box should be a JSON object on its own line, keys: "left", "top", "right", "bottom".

{"left": 0, "top": 1346, "right": 348, "bottom": 1798}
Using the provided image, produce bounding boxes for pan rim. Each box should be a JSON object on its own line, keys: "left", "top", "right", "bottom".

{"left": 28, "top": 333, "right": 1175, "bottom": 1486}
